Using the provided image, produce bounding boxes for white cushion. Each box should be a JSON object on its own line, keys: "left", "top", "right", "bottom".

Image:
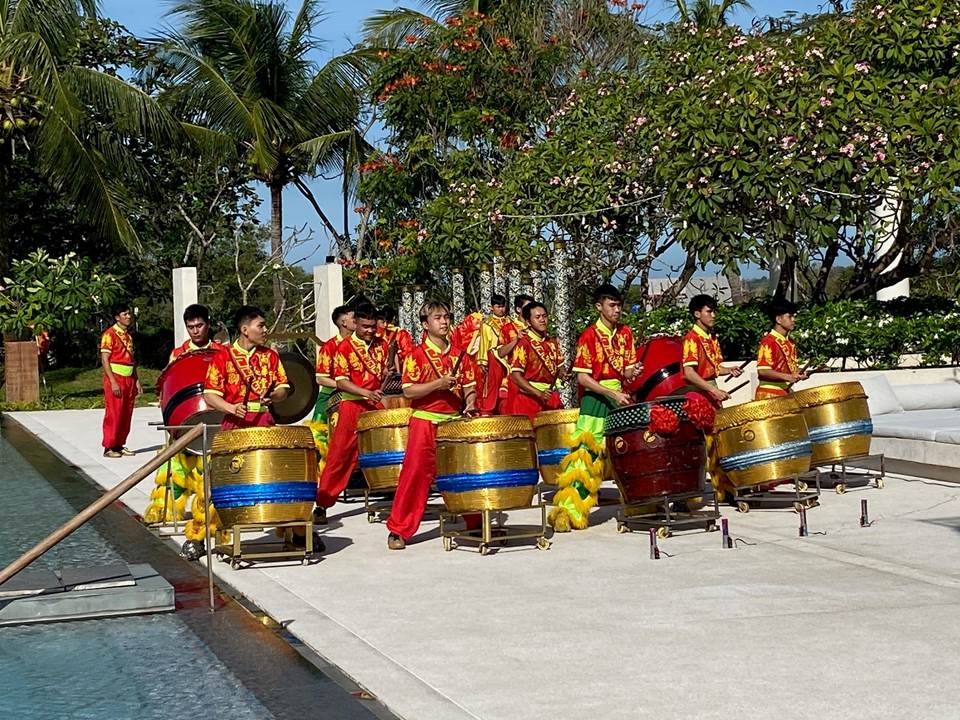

{"left": 858, "top": 375, "right": 903, "bottom": 416}
{"left": 872, "top": 409, "right": 960, "bottom": 441}
{"left": 894, "top": 382, "right": 960, "bottom": 412}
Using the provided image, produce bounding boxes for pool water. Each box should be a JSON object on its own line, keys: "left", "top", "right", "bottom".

{"left": 0, "top": 426, "right": 387, "bottom": 719}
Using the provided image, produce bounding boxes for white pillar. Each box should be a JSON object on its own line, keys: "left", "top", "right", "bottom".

{"left": 313, "top": 262, "right": 344, "bottom": 341}
{"left": 451, "top": 268, "right": 466, "bottom": 321}
{"left": 493, "top": 252, "right": 506, "bottom": 297}
{"left": 400, "top": 286, "right": 414, "bottom": 334}
{"left": 874, "top": 186, "right": 910, "bottom": 301}
{"left": 172, "top": 267, "right": 198, "bottom": 346}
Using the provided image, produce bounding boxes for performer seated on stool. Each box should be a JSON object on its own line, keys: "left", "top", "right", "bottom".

{"left": 313, "top": 302, "right": 389, "bottom": 523}
{"left": 202, "top": 305, "right": 290, "bottom": 429}
{"left": 100, "top": 303, "right": 141, "bottom": 458}
{"left": 550, "top": 284, "right": 640, "bottom": 531}
{"left": 168, "top": 304, "right": 219, "bottom": 364}
{"left": 386, "top": 300, "right": 477, "bottom": 550}
{"left": 505, "top": 301, "right": 567, "bottom": 420}
{"left": 313, "top": 304, "right": 355, "bottom": 427}
{"left": 756, "top": 299, "right": 808, "bottom": 399}
{"left": 681, "top": 294, "right": 742, "bottom": 407}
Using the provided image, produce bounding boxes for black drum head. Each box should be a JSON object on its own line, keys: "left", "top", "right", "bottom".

{"left": 272, "top": 351, "right": 319, "bottom": 425}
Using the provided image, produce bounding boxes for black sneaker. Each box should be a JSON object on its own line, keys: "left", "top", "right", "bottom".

{"left": 387, "top": 533, "right": 405, "bottom": 550}
{"left": 312, "top": 506, "right": 328, "bottom": 525}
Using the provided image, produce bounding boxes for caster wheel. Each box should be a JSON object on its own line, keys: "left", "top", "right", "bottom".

{"left": 736, "top": 501, "right": 750, "bottom": 514}
{"left": 656, "top": 526, "right": 670, "bottom": 540}
{"left": 796, "top": 480, "right": 808, "bottom": 492}
{"left": 230, "top": 560, "right": 239, "bottom": 570}
{"left": 706, "top": 522, "right": 718, "bottom": 532}
{"left": 617, "top": 523, "right": 629, "bottom": 534}
{"left": 479, "top": 544, "right": 490, "bottom": 556}
{"left": 835, "top": 484, "right": 847, "bottom": 495}
{"left": 367, "top": 512, "right": 376, "bottom": 523}
{"left": 793, "top": 502, "right": 804, "bottom": 513}
{"left": 875, "top": 478, "right": 885, "bottom": 489}
{"left": 536, "top": 537, "right": 551, "bottom": 550}
{"left": 442, "top": 536, "right": 453, "bottom": 552}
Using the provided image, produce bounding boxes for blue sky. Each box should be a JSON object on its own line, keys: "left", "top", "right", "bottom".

{"left": 100, "top": 0, "right": 827, "bottom": 275}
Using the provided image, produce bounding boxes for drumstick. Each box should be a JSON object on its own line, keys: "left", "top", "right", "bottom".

{"left": 723, "top": 358, "right": 752, "bottom": 383}
{"left": 727, "top": 379, "right": 750, "bottom": 396}
{"left": 451, "top": 349, "right": 467, "bottom": 377}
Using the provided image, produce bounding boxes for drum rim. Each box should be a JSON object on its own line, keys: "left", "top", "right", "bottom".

{"left": 531, "top": 408, "right": 580, "bottom": 428}
{"left": 713, "top": 395, "right": 803, "bottom": 432}
{"left": 435, "top": 415, "right": 534, "bottom": 442}
{"left": 791, "top": 382, "right": 868, "bottom": 408}
{"left": 210, "top": 425, "right": 317, "bottom": 454}
{"left": 356, "top": 407, "right": 414, "bottom": 432}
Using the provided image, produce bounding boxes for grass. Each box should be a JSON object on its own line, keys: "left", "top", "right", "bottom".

{"left": 0, "top": 366, "right": 162, "bottom": 412}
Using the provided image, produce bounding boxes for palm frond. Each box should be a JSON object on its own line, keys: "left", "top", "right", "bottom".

{"left": 361, "top": 8, "right": 439, "bottom": 49}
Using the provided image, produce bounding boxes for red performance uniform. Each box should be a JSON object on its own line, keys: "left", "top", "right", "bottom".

{"left": 478, "top": 315, "right": 523, "bottom": 414}
{"left": 682, "top": 324, "right": 724, "bottom": 383}
{"left": 169, "top": 338, "right": 220, "bottom": 365}
{"left": 315, "top": 335, "right": 389, "bottom": 508}
{"left": 377, "top": 323, "right": 415, "bottom": 362}
{"left": 756, "top": 330, "right": 799, "bottom": 399}
{"left": 315, "top": 333, "right": 344, "bottom": 384}
{"left": 505, "top": 330, "right": 564, "bottom": 420}
{"left": 571, "top": 320, "right": 638, "bottom": 388}
{"left": 100, "top": 324, "right": 137, "bottom": 450}
{"left": 204, "top": 342, "right": 290, "bottom": 429}
{"left": 386, "top": 338, "right": 477, "bottom": 541}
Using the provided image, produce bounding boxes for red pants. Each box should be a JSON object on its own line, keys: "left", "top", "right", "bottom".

{"left": 102, "top": 374, "right": 136, "bottom": 449}
{"left": 478, "top": 351, "right": 507, "bottom": 414}
{"left": 504, "top": 385, "right": 562, "bottom": 421}
{"left": 221, "top": 411, "right": 275, "bottom": 430}
{"left": 315, "top": 399, "right": 380, "bottom": 507}
{"left": 386, "top": 417, "right": 437, "bottom": 540}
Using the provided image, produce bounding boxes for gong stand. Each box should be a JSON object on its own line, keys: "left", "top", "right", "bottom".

{"left": 616, "top": 488, "right": 721, "bottom": 538}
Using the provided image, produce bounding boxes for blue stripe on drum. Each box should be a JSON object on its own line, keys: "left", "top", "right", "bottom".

{"left": 358, "top": 449, "right": 406, "bottom": 469}
{"left": 719, "top": 439, "right": 813, "bottom": 472}
{"left": 808, "top": 419, "right": 874, "bottom": 444}
{"left": 210, "top": 481, "right": 316, "bottom": 508}
{"left": 537, "top": 447, "right": 569, "bottom": 466}
{"left": 436, "top": 468, "right": 541, "bottom": 493}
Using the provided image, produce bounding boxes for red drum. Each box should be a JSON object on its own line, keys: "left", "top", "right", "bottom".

{"left": 157, "top": 348, "right": 224, "bottom": 453}
{"left": 604, "top": 396, "right": 705, "bottom": 503}
{"left": 627, "top": 336, "right": 686, "bottom": 402}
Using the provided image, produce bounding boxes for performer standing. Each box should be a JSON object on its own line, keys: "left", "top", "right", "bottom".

{"left": 756, "top": 300, "right": 807, "bottom": 399}
{"left": 313, "top": 305, "right": 355, "bottom": 426}
{"left": 314, "top": 303, "right": 389, "bottom": 519}
{"left": 376, "top": 306, "right": 415, "bottom": 372}
{"left": 505, "top": 301, "right": 566, "bottom": 420}
{"left": 203, "top": 306, "right": 289, "bottom": 429}
{"left": 479, "top": 293, "right": 533, "bottom": 414}
{"left": 550, "top": 284, "right": 640, "bottom": 531}
{"left": 386, "top": 300, "right": 477, "bottom": 550}
{"left": 168, "top": 304, "right": 218, "bottom": 363}
{"left": 100, "top": 303, "right": 141, "bottom": 458}
{"left": 681, "top": 294, "right": 742, "bottom": 406}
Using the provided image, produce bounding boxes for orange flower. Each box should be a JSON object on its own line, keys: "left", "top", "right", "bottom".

{"left": 445, "top": 17, "right": 463, "bottom": 27}
{"left": 404, "top": 34, "right": 418, "bottom": 45}
{"left": 495, "top": 37, "right": 513, "bottom": 49}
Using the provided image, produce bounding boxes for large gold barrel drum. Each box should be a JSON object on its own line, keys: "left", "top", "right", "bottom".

{"left": 357, "top": 407, "right": 412, "bottom": 492}
{"left": 712, "top": 397, "right": 812, "bottom": 487}
{"left": 532, "top": 409, "right": 579, "bottom": 485}
{"left": 208, "top": 426, "right": 318, "bottom": 526}
{"left": 435, "top": 416, "right": 539, "bottom": 513}
{"left": 791, "top": 382, "right": 872, "bottom": 465}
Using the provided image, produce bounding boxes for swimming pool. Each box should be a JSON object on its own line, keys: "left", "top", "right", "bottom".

{"left": 0, "top": 421, "right": 390, "bottom": 719}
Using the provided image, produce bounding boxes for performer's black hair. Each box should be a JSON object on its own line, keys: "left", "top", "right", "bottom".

{"left": 491, "top": 293, "right": 507, "bottom": 306}
{"left": 418, "top": 299, "right": 450, "bottom": 323}
{"left": 377, "top": 305, "right": 398, "bottom": 323}
{"left": 111, "top": 302, "right": 132, "bottom": 318}
{"left": 513, "top": 293, "right": 535, "bottom": 310}
{"left": 353, "top": 302, "right": 378, "bottom": 322}
{"left": 768, "top": 299, "right": 798, "bottom": 323}
{"left": 183, "top": 304, "right": 210, "bottom": 324}
{"left": 233, "top": 305, "right": 265, "bottom": 331}
{"left": 331, "top": 304, "right": 353, "bottom": 325}
{"left": 522, "top": 301, "right": 547, "bottom": 322}
{"left": 687, "top": 294, "right": 717, "bottom": 316}
{"left": 592, "top": 283, "right": 622, "bottom": 304}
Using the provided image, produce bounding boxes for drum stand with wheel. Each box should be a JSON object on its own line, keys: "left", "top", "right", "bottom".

{"left": 728, "top": 471, "right": 822, "bottom": 513}
{"left": 616, "top": 488, "right": 720, "bottom": 537}
{"left": 439, "top": 489, "right": 551, "bottom": 555}
{"left": 816, "top": 454, "right": 885, "bottom": 494}
{"left": 363, "top": 486, "right": 445, "bottom": 524}
{"left": 213, "top": 520, "right": 317, "bottom": 569}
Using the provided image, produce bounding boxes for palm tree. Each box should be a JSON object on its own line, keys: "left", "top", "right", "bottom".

{"left": 154, "top": 0, "right": 371, "bottom": 315}
{"left": 674, "top": 0, "right": 752, "bottom": 28}
{"left": 0, "top": 0, "right": 178, "bottom": 265}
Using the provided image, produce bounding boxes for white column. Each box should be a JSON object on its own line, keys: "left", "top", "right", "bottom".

{"left": 508, "top": 263, "right": 522, "bottom": 301}
{"left": 400, "top": 286, "right": 414, "bottom": 334}
{"left": 172, "top": 267, "right": 198, "bottom": 346}
{"left": 552, "top": 241, "right": 575, "bottom": 407}
{"left": 874, "top": 186, "right": 910, "bottom": 301}
{"left": 313, "top": 262, "right": 344, "bottom": 341}
{"left": 451, "top": 268, "right": 466, "bottom": 321}
{"left": 479, "top": 264, "right": 493, "bottom": 308}
{"left": 531, "top": 263, "right": 544, "bottom": 300}
{"left": 493, "top": 252, "right": 506, "bottom": 297}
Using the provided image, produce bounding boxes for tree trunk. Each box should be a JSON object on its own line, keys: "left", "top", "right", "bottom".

{"left": 269, "top": 182, "right": 284, "bottom": 319}
{"left": 812, "top": 240, "right": 840, "bottom": 304}
{"left": 774, "top": 255, "right": 796, "bottom": 302}
{"left": 726, "top": 269, "right": 744, "bottom": 303}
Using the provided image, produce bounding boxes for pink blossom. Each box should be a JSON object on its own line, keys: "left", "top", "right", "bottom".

{"left": 854, "top": 62, "right": 871, "bottom": 73}
{"left": 839, "top": 143, "right": 855, "bottom": 157}
{"left": 874, "top": 150, "right": 886, "bottom": 162}
{"left": 780, "top": 136, "right": 796, "bottom": 149}
{"left": 819, "top": 96, "right": 832, "bottom": 107}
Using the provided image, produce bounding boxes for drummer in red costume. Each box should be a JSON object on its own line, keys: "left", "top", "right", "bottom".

{"left": 376, "top": 306, "right": 415, "bottom": 372}
{"left": 386, "top": 300, "right": 477, "bottom": 550}
{"left": 202, "top": 306, "right": 289, "bottom": 429}
{"left": 505, "top": 302, "right": 566, "bottom": 420}
{"left": 756, "top": 299, "right": 807, "bottom": 399}
{"left": 313, "top": 305, "right": 354, "bottom": 427}
{"left": 100, "top": 303, "right": 141, "bottom": 458}
{"left": 464, "top": 294, "right": 506, "bottom": 412}
{"left": 479, "top": 294, "right": 532, "bottom": 414}
{"left": 681, "top": 294, "right": 742, "bottom": 406}
{"left": 314, "top": 303, "right": 389, "bottom": 521}
{"left": 168, "top": 304, "right": 218, "bottom": 364}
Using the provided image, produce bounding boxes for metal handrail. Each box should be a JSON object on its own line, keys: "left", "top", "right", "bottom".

{"left": 0, "top": 424, "right": 205, "bottom": 587}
